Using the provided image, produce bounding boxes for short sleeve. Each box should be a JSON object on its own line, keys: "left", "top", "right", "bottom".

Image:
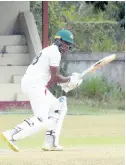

{"left": 48, "top": 48, "right": 61, "bottom": 67}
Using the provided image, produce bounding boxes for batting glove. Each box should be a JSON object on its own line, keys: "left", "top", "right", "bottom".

{"left": 60, "top": 79, "right": 83, "bottom": 93}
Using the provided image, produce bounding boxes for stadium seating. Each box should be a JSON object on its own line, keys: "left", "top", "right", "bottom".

{"left": 0, "top": 35, "right": 30, "bottom": 101}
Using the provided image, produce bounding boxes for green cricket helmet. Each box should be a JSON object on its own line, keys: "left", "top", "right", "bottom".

{"left": 54, "top": 29, "right": 75, "bottom": 54}
{"left": 55, "top": 29, "right": 75, "bottom": 45}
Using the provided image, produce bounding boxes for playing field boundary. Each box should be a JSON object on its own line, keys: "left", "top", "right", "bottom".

{"left": 0, "top": 101, "right": 31, "bottom": 110}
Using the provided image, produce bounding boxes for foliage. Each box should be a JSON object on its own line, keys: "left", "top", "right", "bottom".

{"left": 86, "top": 1, "right": 125, "bottom": 27}
{"left": 79, "top": 77, "right": 124, "bottom": 110}
{"left": 105, "top": 1, "right": 125, "bottom": 28}
{"left": 72, "top": 76, "right": 113, "bottom": 100}
{"left": 86, "top": 1, "right": 108, "bottom": 11}
{"left": 69, "top": 22, "right": 124, "bottom": 52}
{"left": 30, "top": 1, "right": 125, "bottom": 51}
{"left": 51, "top": 76, "right": 125, "bottom": 110}
{"left": 48, "top": 1, "right": 125, "bottom": 51}
{"left": 48, "top": 1, "right": 65, "bottom": 42}
{"left": 30, "top": 2, "right": 125, "bottom": 110}
{"left": 30, "top": 1, "right": 42, "bottom": 40}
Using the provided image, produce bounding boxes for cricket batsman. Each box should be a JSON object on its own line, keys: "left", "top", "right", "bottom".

{"left": 1, "top": 29, "right": 82, "bottom": 152}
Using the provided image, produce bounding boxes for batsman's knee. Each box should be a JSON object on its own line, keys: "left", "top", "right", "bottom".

{"left": 58, "top": 96, "right": 68, "bottom": 115}
{"left": 48, "top": 96, "right": 68, "bottom": 121}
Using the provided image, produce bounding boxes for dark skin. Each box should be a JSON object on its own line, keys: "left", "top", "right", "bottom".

{"left": 46, "top": 40, "right": 72, "bottom": 89}
{"left": 46, "top": 66, "right": 70, "bottom": 89}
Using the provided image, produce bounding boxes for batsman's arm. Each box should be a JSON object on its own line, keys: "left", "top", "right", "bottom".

{"left": 46, "top": 66, "right": 70, "bottom": 89}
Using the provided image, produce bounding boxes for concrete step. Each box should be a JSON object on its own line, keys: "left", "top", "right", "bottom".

{"left": 16, "top": 92, "right": 29, "bottom": 101}
{"left": 0, "top": 84, "right": 21, "bottom": 101}
{"left": 13, "top": 75, "right": 23, "bottom": 84}
{"left": 0, "top": 66, "right": 27, "bottom": 83}
{"left": 0, "top": 35, "right": 26, "bottom": 46}
{"left": 0, "top": 53, "right": 30, "bottom": 66}
{"left": 0, "top": 35, "right": 26, "bottom": 53}
{"left": 5, "top": 45, "right": 28, "bottom": 53}
{"left": 0, "top": 46, "right": 3, "bottom": 53}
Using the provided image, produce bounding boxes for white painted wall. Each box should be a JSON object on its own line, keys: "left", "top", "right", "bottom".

{"left": 19, "top": 12, "right": 42, "bottom": 60}
{"left": 0, "top": 1, "right": 30, "bottom": 35}
{"left": 61, "top": 52, "right": 125, "bottom": 88}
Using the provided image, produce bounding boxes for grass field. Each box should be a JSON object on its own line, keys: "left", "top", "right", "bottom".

{"left": 0, "top": 113, "right": 125, "bottom": 165}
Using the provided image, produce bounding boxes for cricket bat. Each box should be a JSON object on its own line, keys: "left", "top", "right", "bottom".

{"left": 60, "top": 54, "right": 116, "bottom": 93}
{"left": 79, "top": 54, "right": 116, "bottom": 79}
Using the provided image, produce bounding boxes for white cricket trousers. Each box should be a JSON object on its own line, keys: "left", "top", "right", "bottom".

{"left": 21, "top": 75, "right": 59, "bottom": 125}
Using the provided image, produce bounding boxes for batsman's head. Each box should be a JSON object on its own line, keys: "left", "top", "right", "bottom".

{"left": 54, "top": 29, "right": 75, "bottom": 54}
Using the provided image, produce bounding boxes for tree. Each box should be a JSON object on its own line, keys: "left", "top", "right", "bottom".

{"left": 85, "top": 1, "right": 108, "bottom": 11}
{"left": 85, "top": 1, "right": 125, "bottom": 28}
{"left": 116, "top": 1, "right": 125, "bottom": 28}
{"left": 86, "top": 1, "right": 108, "bottom": 11}
{"left": 30, "top": 1, "right": 124, "bottom": 51}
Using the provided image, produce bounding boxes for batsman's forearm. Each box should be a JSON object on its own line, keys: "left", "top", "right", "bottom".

{"left": 46, "top": 74, "right": 70, "bottom": 89}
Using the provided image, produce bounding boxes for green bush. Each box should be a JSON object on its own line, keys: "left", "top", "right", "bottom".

{"left": 107, "top": 84, "right": 125, "bottom": 110}
{"left": 49, "top": 76, "right": 125, "bottom": 111}
{"left": 78, "top": 77, "right": 124, "bottom": 110}
{"left": 69, "top": 22, "right": 124, "bottom": 52}
{"left": 77, "top": 77, "right": 113, "bottom": 100}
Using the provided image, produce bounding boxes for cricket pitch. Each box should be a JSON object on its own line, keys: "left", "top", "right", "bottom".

{"left": 0, "top": 114, "right": 125, "bottom": 165}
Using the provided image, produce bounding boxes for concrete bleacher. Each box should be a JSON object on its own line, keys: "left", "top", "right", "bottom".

{"left": 0, "top": 35, "right": 30, "bottom": 101}
{"left": 0, "top": 53, "right": 30, "bottom": 66}
{"left": 0, "top": 66, "right": 27, "bottom": 83}
{"left": 0, "top": 3, "right": 42, "bottom": 109}
{"left": 5, "top": 45, "right": 28, "bottom": 54}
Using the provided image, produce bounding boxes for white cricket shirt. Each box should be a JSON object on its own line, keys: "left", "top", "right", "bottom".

{"left": 24, "top": 45, "right": 61, "bottom": 86}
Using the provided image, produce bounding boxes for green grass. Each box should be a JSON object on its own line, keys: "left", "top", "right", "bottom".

{"left": 1, "top": 135, "right": 124, "bottom": 149}
{"left": 61, "top": 136, "right": 124, "bottom": 146}
{"left": 67, "top": 98, "right": 124, "bottom": 115}
{"left": 19, "top": 135, "right": 124, "bottom": 148}
{"left": 0, "top": 114, "right": 124, "bottom": 165}
{"left": 0, "top": 114, "right": 124, "bottom": 149}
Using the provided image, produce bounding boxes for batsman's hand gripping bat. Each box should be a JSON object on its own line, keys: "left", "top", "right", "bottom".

{"left": 60, "top": 54, "right": 116, "bottom": 93}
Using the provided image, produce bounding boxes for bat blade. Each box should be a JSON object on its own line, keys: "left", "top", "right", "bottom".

{"left": 80, "top": 54, "right": 116, "bottom": 79}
